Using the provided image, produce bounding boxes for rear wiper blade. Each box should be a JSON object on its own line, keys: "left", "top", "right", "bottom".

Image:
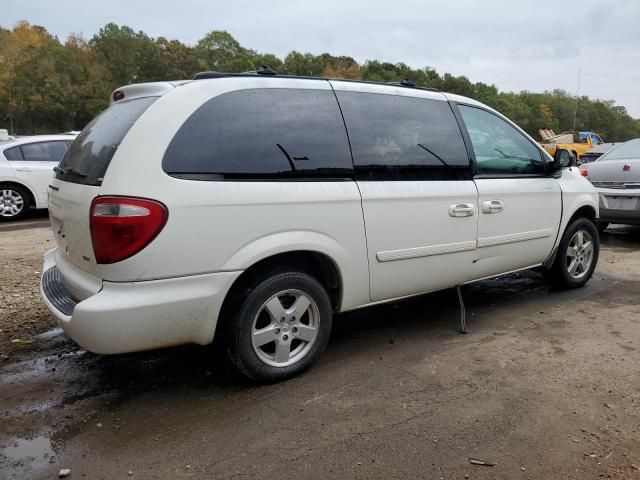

{"left": 58, "top": 167, "right": 87, "bottom": 178}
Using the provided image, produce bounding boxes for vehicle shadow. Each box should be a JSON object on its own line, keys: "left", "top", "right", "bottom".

{"left": 0, "top": 209, "right": 49, "bottom": 231}
{"left": 600, "top": 224, "right": 640, "bottom": 251}
{"left": 47, "top": 268, "right": 552, "bottom": 401}
{"left": 13, "top": 225, "right": 638, "bottom": 422}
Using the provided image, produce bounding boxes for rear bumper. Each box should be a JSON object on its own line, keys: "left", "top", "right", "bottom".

{"left": 599, "top": 208, "right": 640, "bottom": 224}
{"left": 40, "top": 250, "right": 242, "bottom": 354}
{"left": 597, "top": 189, "right": 640, "bottom": 224}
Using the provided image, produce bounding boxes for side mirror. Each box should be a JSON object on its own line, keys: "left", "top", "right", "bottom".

{"left": 554, "top": 149, "right": 577, "bottom": 169}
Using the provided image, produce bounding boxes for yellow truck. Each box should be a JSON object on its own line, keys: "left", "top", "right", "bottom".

{"left": 539, "top": 129, "right": 604, "bottom": 160}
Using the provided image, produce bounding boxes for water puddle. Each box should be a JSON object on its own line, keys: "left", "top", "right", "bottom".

{"left": 36, "top": 327, "right": 64, "bottom": 340}
{"left": 1, "top": 436, "right": 55, "bottom": 474}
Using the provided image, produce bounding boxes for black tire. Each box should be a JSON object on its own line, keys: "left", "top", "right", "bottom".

{"left": 544, "top": 217, "right": 599, "bottom": 289}
{"left": 597, "top": 221, "right": 609, "bottom": 233}
{"left": 0, "top": 184, "right": 31, "bottom": 221}
{"left": 224, "top": 269, "right": 333, "bottom": 383}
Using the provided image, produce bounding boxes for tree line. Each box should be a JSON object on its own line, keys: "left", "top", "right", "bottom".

{"left": 2, "top": 20, "right": 640, "bottom": 142}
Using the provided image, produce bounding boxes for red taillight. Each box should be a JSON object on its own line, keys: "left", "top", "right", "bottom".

{"left": 90, "top": 196, "right": 168, "bottom": 264}
{"left": 112, "top": 90, "right": 125, "bottom": 102}
{"left": 579, "top": 164, "right": 589, "bottom": 177}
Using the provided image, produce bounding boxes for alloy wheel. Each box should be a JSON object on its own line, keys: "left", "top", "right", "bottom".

{"left": 566, "top": 229, "right": 594, "bottom": 279}
{"left": 251, "top": 289, "right": 320, "bottom": 367}
{"left": 0, "top": 189, "right": 25, "bottom": 218}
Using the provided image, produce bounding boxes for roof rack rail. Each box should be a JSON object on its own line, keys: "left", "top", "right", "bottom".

{"left": 192, "top": 71, "right": 234, "bottom": 80}
{"left": 194, "top": 66, "right": 277, "bottom": 80}
{"left": 386, "top": 79, "right": 440, "bottom": 92}
{"left": 191, "top": 71, "right": 442, "bottom": 93}
{"left": 255, "top": 65, "right": 277, "bottom": 76}
{"left": 388, "top": 79, "right": 416, "bottom": 88}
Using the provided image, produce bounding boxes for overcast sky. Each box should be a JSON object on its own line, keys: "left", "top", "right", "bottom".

{"left": 3, "top": 0, "right": 640, "bottom": 117}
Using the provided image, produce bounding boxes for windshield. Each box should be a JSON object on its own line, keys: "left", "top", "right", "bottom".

{"left": 56, "top": 96, "right": 158, "bottom": 185}
{"left": 599, "top": 138, "right": 640, "bottom": 161}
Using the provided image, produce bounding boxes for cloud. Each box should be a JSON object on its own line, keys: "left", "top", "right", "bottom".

{"left": 5, "top": 0, "right": 640, "bottom": 116}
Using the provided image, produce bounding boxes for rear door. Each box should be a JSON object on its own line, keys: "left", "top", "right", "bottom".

{"left": 333, "top": 83, "right": 478, "bottom": 301}
{"left": 456, "top": 104, "right": 562, "bottom": 280}
{"left": 6, "top": 141, "right": 68, "bottom": 204}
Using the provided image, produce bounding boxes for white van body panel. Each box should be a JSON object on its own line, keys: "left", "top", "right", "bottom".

{"left": 96, "top": 77, "right": 370, "bottom": 311}
{"left": 470, "top": 177, "right": 562, "bottom": 280}
{"left": 554, "top": 166, "right": 600, "bottom": 244}
{"left": 356, "top": 180, "right": 478, "bottom": 301}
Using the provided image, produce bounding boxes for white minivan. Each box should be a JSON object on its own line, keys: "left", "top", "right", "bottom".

{"left": 41, "top": 72, "right": 600, "bottom": 382}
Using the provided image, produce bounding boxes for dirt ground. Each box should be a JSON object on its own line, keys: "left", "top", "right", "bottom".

{"left": 0, "top": 214, "right": 56, "bottom": 357}
{"left": 1, "top": 217, "right": 639, "bottom": 479}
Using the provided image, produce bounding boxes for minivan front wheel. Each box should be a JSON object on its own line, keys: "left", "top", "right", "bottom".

{"left": 544, "top": 217, "right": 599, "bottom": 289}
{"left": 225, "top": 270, "right": 333, "bottom": 382}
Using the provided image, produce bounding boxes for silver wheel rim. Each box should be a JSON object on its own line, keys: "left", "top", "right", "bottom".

{"left": 251, "top": 289, "right": 320, "bottom": 368}
{"left": 0, "top": 189, "right": 24, "bottom": 218}
{"left": 566, "top": 229, "right": 594, "bottom": 279}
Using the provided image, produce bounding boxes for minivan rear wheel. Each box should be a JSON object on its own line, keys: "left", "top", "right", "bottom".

{"left": 0, "top": 185, "right": 30, "bottom": 221}
{"left": 543, "top": 217, "right": 599, "bottom": 289}
{"left": 225, "top": 269, "right": 333, "bottom": 382}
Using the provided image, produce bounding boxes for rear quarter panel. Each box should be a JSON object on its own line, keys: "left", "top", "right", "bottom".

{"left": 97, "top": 78, "right": 371, "bottom": 311}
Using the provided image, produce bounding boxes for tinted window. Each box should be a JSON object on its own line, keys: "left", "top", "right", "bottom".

{"left": 459, "top": 105, "right": 545, "bottom": 175}
{"left": 163, "top": 88, "right": 352, "bottom": 180}
{"left": 600, "top": 138, "right": 640, "bottom": 161}
{"left": 21, "top": 141, "right": 68, "bottom": 162}
{"left": 57, "top": 96, "right": 158, "bottom": 185}
{"left": 335, "top": 91, "right": 471, "bottom": 180}
{"left": 3, "top": 146, "right": 23, "bottom": 160}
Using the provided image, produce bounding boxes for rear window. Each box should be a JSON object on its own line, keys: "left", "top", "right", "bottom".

{"left": 3, "top": 146, "right": 23, "bottom": 160}
{"left": 600, "top": 138, "right": 640, "bottom": 161}
{"left": 162, "top": 88, "right": 353, "bottom": 180}
{"left": 56, "top": 96, "right": 158, "bottom": 185}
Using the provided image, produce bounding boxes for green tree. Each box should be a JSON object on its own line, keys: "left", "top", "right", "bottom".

{"left": 247, "top": 50, "right": 284, "bottom": 72}
{"left": 196, "top": 31, "right": 254, "bottom": 72}
{"left": 1, "top": 20, "right": 639, "bottom": 139}
{"left": 90, "top": 23, "right": 166, "bottom": 86}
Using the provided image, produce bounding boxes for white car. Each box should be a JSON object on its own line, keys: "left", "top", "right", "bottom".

{"left": 0, "top": 134, "right": 76, "bottom": 220}
{"left": 40, "top": 73, "right": 599, "bottom": 382}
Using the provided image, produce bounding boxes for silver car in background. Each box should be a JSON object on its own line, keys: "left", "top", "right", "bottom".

{"left": 582, "top": 138, "right": 640, "bottom": 230}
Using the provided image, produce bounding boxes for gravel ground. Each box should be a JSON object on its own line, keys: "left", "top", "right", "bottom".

{"left": 1, "top": 220, "right": 639, "bottom": 479}
{"left": 0, "top": 217, "right": 56, "bottom": 358}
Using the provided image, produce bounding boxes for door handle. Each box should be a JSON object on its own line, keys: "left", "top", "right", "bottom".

{"left": 481, "top": 200, "right": 504, "bottom": 214}
{"left": 14, "top": 167, "right": 32, "bottom": 172}
{"left": 449, "top": 203, "right": 475, "bottom": 217}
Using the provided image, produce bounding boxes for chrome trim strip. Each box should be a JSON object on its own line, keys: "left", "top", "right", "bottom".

{"left": 477, "top": 228, "right": 553, "bottom": 248}
{"left": 376, "top": 240, "right": 476, "bottom": 262}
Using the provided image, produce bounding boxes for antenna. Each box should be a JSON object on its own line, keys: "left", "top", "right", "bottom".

{"left": 572, "top": 68, "right": 582, "bottom": 132}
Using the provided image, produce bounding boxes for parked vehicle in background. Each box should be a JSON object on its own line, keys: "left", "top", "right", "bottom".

{"left": 539, "top": 129, "right": 604, "bottom": 160}
{"left": 40, "top": 73, "right": 599, "bottom": 383}
{"left": 579, "top": 142, "right": 621, "bottom": 164}
{"left": 0, "top": 129, "right": 15, "bottom": 142}
{"left": 581, "top": 138, "right": 640, "bottom": 231}
{"left": 0, "top": 134, "right": 76, "bottom": 220}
